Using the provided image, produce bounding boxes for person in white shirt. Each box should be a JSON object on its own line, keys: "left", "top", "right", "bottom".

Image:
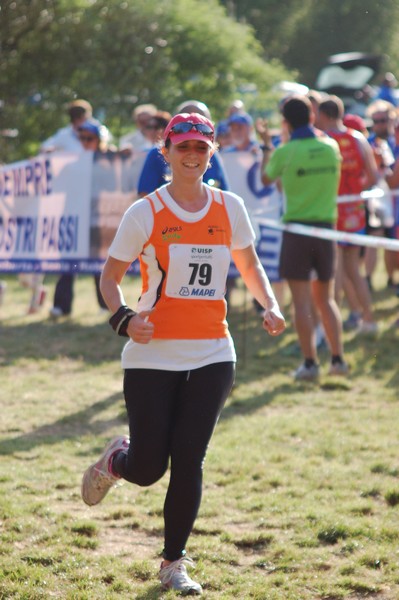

{"left": 40, "top": 99, "right": 93, "bottom": 153}
{"left": 119, "top": 103, "right": 158, "bottom": 152}
{"left": 81, "top": 111, "right": 286, "bottom": 595}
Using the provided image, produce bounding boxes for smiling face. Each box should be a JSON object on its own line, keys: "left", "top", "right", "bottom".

{"left": 163, "top": 139, "right": 214, "bottom": 180}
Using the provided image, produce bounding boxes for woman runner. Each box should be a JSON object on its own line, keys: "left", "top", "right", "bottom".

{"left": 81, "top": 112, "right": 286, "bottom": 594}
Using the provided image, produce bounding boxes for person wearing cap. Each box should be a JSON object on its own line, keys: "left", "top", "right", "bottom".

{"left": 342, "top": 113, "right": 369, "bottom": 137}
{"left": 376, "top": 72, "right": 399, "bottom": 107}
{"left": 364, "top": 99, "right": 399, "bottom": 291}
{"left": 35, "top": 102, "right": 95, "bottom": 317}
{"left": 49, "top": 118, "right": 112, "bottom": 319}
{"left": 40, "top": 99, "right": 93, "bottom": 154}
{"left": 137, "top": 100, "right": 229, "bottom": 195}
{"left": 76, "top": 117, "right": 109, "bottom": 151}
{"left": 214, "top": 119, "right": 231, "bottom": 150}
{"left": 119, "top": 103, "right": 158, "bottom": 152}
{"left": 81, "top": 112, "right": 286, "bottom": 594}
{"left": 225, "top": 111, "right": 258, "bottom": 152}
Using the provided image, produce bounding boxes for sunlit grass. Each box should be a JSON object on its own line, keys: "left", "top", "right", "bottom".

{"left": 0, "top": 268, "right": 398, "bottom": 598}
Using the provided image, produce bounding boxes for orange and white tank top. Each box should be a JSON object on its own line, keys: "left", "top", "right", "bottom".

{"left": 140, "top": 188, "right": 232, "bottom": 339}
{"left": 328, "top": 129, "right": 366, "bottom": 232}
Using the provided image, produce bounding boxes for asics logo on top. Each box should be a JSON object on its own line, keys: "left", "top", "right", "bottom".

{"left": 162, "top": 225, "right": 183, "bottom": 234}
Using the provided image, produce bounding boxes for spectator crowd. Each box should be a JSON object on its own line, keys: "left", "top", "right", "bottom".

{"left": 2, "top": 74, "right": 399, "bottom": 380}
{"left": 2, "top": 71, "right": 399, "bottom": 598}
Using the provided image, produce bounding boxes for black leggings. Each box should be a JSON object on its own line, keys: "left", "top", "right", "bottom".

{"left": 113, "top": 362, "right": 235, "bottom": 561}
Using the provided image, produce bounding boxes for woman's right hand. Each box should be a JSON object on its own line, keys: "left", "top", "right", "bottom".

{"left": 127, "top": 310, "right": 154, "bottom": 344}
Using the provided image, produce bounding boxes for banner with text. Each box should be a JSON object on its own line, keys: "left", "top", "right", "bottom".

{"left": 0, "top": 150, "right": 282, "bottom": 279}
{"left": 221, "top": 151, "right": 283, "bottom": 281}
{"left": 0, "top": 151, "right": 146, "bottom": 274}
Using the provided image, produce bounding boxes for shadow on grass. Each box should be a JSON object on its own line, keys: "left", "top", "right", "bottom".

{"left": 0, "top": 391, "right": 125, "bottom": 456}
{"left": 221, "top": 381, "right": 296, "bottom": 422}
{"left": 0, "top": 381, "right": 297, "bottom": 458}
{"left": 134, "top": 586, "right": 167, "bottom": 600}
{"left": 0, "top": 317, "right": 125, "bottom": 365}
{"left": 342, "top": 321, "right": 399, "bottom": 387}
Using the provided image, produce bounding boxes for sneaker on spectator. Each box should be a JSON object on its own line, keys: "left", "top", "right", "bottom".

{"left": 293, "top": 363, "right": 319, "bottom": 382}
{"left": 28, "top": 286, "right": 48, "bottom": 314}
{"left": 343, "top": 311, "right": 362, "bottom": 331}
{"left": 49, "top": 306, "right": 65, "bottom": 319}
{"left": 0, "top": 281, "right": 7, "bottom": 305}
{"left": 81, "top": 435, "right": 129, "bottom": 506}
{"left": 159, "top": 557, "right": 202, "bottom": 595}
{"left": 328, "top": 361, "right": 349, "bottom": 376}
{"left": 357, "top": 321, "right": 378, "bottom": 335}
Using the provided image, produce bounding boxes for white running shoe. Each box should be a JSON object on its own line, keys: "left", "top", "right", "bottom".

{"left": 81, "top": 435, "right": 129, "bottom": 506}
{"left": 159, "top": 557, "right": 203, "bottom": 595}
{"left": 328, "top": 361, "right": 349, "bottom": 376}
{"left": 49, "top": 306, "right": 65, "bottom": 319}
{"left": 357, "top": 321, "right": 378, "bottom": 335}
{"left": 293, "top": 363, "right": 319, "bottom": 382}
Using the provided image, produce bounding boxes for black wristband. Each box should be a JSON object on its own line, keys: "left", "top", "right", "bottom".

{"left": 117, "top": 312, "right": 136, "bottom": 337}
{"left": 260, "top": 144, "right": 273, "bottom": 152}
{"left": 109, "top": 305, "right": 137, "bottom": 337}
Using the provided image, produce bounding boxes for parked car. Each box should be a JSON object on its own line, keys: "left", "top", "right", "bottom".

{"left": 314, "top": 51, "right": 384, "bottom": 115}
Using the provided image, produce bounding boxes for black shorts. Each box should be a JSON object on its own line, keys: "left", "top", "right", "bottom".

{"left": 279, "top": 222, "right": 336, "bottom": 281}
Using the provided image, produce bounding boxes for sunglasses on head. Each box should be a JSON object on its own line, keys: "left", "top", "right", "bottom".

{"left": 170, "top": 122, "right": 214, "bottom": 137}
{"left": 80, "top": 135, "right": 97, "bottom": 142}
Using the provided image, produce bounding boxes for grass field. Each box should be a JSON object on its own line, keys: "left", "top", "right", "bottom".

{"left": 0, "top": 269, "right": 398, "bottom": 599}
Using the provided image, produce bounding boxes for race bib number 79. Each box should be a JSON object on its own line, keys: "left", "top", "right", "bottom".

{"left": 165, "top": 244, "right": 230, "bottom": 300}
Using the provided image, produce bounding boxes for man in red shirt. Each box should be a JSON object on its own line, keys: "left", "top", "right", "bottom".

{"left": 318, "top": 96, "right": 379, "bottom": 334}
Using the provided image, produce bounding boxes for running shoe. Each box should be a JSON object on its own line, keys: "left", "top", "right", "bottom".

{"left": 343, "top": 311, "right": 362, "bottom": 331}
{"left": 357, "top": 321, "right": 378, "bottom": 335}
{"left": 293, "top": 363, "right": 320, "bottom": 382}
{"left": 328, "top": 361, "right": 349, "bottom": 376}
{"left": 159, "top": 557, "right": 202, "bottom": 595}
{"left": 81, "top": 435, "right": 129, "bottom": 506}
{"left": 49, "top": 306, "right": 65, "bottom": 319}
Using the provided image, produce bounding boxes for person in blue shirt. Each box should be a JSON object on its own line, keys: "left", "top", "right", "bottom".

{"left": 137, "top": 100, "right": 229, "bottom": 195}
{"left": 376, "top": 72, "right": 399, "bottom": 107}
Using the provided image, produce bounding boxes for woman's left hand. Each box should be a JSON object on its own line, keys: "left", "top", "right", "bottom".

{"left": 262, "top": 307, "right": 286, "bottom": 336}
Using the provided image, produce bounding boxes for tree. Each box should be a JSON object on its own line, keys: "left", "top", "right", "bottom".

{"left": 0, "top": 0, "right": 91, "bottom": 160}
{"left": 284, "top": 0, "right": 399, "bottom": 84}
{"left": 220, "top": 0, "right": 399, "bottom": 85}
{"left": 0, "top": 0, "right": 292, "bottom": 162}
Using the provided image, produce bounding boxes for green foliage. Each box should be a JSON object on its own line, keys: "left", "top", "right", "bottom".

{"left": 3, "top": 1, "right": 399, "bottom": 163}
{"left": 283, "top": 0, "right": 399, "bottom": 84}
{"left": 0, "top": 0, "right": 291, "bottom": 162}
{"left": 221, "top": 0, "right": 399, "bottom": 85}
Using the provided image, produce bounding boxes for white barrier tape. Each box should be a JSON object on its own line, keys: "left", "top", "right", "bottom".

{"left": 338, "top": 189, "right": 381, "bottom": 203}
{"left": 255, "top": 217, "right": 399, "bottom": 251}
{"left": 338, "top": 187, "right": 399, "bottom": 202}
